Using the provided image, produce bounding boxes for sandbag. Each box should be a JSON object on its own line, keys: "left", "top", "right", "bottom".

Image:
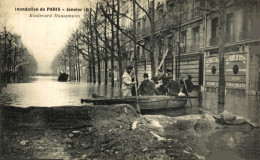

{"left": 220, "top": 111, "right": 236, "bottom": 122}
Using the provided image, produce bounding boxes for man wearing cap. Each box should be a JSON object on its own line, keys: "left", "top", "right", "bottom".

{"left": 121, "top": 66, "right": 136, "bottom": 97}
{"left": 138, "top": 73, "right": 158, "bottom": 96}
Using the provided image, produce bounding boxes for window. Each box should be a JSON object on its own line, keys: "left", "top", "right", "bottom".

{"left": 212, "top": 18, "right": 218, "bottom": 39}
{"left": 226, "top": 13, "right": 234, "bottom": 42}
{"left": 193, "top": 26, "right": 200, "bottom": 51}
{"left": 137, "top": 21, "right": 141, "bottom": 33}
{"left": 180, "top": 31, "right": 186, "bottom": 53}
{"left": 143, "top": 18, "right": 146, "bottom": 29}
{"left": 210, "top": 17, "right": 219, "bottom": 46}
{"left": 180, "top": 31, "right": 186, "bottom": 47}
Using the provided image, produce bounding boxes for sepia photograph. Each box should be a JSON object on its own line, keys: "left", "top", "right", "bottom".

{"left": 0, "top": 0, "right": 259, "bottom": 159}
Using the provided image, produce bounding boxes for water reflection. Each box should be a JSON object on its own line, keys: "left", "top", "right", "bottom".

{"left": 200, "top": 91, "right": 260, "bottom": 124}
{"left": 0, "top": 76, "right": 121, "bottom": 107}
{"left": 1, "top": 76, "right": 259, "bottom": 125}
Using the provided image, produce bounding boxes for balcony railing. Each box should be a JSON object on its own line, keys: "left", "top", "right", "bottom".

{"left": 239, "top": 31, "right": 251, "bottom": 40}
{"left": 209, "top": 37, "right": 219, "bottom": 46}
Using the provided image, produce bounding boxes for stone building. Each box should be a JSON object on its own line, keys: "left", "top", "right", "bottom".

{"left": 122, "top": 0, "right": 260, "bottom": 95}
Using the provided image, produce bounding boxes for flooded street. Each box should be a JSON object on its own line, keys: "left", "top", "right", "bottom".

{"left": 0, "top": 76, "right": 121, "bottom": 107}
{"left": 0, "top": 76, "right": 259, "bottom": 160}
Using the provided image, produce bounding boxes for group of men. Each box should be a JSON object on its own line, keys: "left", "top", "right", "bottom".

{"left": 121, "top": 66, "right": 193, "bottom": 97}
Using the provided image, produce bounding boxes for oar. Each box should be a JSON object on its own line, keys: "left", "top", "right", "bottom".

{"left": 133, "top": 63, "right": 141, "bottom": 114}
{"left": 183, "top": 80, "right": 193, "bottom": 107}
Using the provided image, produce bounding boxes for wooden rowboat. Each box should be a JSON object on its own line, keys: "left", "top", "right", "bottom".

{"left": 81, "top": 94, "right": 197, "bottom": 111}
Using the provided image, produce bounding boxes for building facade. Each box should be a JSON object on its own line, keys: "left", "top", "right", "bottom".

{"left": 123, "top": 0, "right": 260, "bottom": 95}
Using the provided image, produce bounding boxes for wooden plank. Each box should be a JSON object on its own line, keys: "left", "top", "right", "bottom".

{"left": 180, "top": 61, "right": 200, "bottom": 65}
{"left": 180, "top": 65, "right": 200, "bottom": 69}
{"left": 206, "top": 81, "right": 219, "bottom": 86}
{"left": 205, "top": 71, "right": 219, "bottom": 76}
{"left": 205, "top": 75, "right": 220, "bottom": 81}
{"left": 225, "top": 70, "right": 246, "bottom": 76}
{"left": 180, "top": 69, "right": 199, "bottom": 73}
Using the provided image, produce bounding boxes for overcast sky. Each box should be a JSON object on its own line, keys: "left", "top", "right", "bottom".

{"left": 0, "top": 0, "right": 96, "bottom": 73}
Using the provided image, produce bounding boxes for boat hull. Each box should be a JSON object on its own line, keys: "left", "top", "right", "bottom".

{"left": 81, "top": 96, "right": 189, "bottom": 110}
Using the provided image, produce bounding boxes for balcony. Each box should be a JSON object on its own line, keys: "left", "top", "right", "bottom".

{"left": 209, "top": 37, "right": 219, "bottom": 46}
{"left": 239, "top": 31, "right": 251, "bottom": 41}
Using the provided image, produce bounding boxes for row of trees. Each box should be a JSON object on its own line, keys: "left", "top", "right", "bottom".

{"left": 0, "top": 26, "right": 38, "bottom": 83}
{"left": 52, "top": 0, "right": 170, "bottom": 87}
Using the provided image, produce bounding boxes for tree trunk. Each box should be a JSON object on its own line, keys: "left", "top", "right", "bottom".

{"left": 87, "top": 39, "right": 92, "bottom": 82}
{"left": 117, "top": 0, "right": 122, "bottom": 87}
{"left": 77, "top": 46, "right": 80, "bottom": 82}
{"left": 104, "top": 8, "right": 108, "bottom": 85}
{"left": 69, "top": 48, "right": 72, "bottom": 81}
{"left": 133, "top": 0, "right": 138, "bottom": 83}
{"left": 90, "top": 8, "right": 96, "bottom": 83}
{"left": 13, "top": 46, "right": 17, "bottom": 83}
{"left": 110, "top": 0, "right": 115, "bottom": 87}
{"left": 218, "top": 0, "right": 226, "bottom": 104}
{"left": 95, "top": 4, "right": 101, "bottom": 84}
{"left": 150, "top": 0, "right": 156, "bottom": 76}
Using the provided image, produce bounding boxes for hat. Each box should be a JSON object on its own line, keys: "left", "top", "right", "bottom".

{"left": 143, "top": 73, "right": 149, "bottom": 78}
{"left": 127, "top": 65, "right": 133, "bottom": 70}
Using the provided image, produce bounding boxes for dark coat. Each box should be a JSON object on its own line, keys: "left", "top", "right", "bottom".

{"left": 138, "top": 80, "right": 157, "bottom": 96}
{"left": 165, "top": 80, "right": 180, "bottom": 96}
{"left": 180, "top": 79, "right": 193, "bottom": 95}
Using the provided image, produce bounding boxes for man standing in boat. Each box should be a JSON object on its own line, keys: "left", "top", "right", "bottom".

{"left": 121, "top": 66, "right": 136, "bottom": 97}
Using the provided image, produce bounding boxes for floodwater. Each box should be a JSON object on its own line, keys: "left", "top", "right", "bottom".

{"left": 0, "top": 76, "right": 121, "bottom": 107}
{"left": 0, "top": 76, "right": 259, "bottom": 160}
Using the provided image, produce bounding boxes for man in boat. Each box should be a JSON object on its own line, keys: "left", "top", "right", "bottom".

{"left": 154, "top": 69, "right": 170, "bottom": 95}
{"left": 151, "top": 69, "right": 164, "bottom": 84}
{"left": 180, "top": 74, "right": 193, "bottom": 96}
{"left": 138, "top": 73, "right": 158, "bottom": 96}
{"left": 165, "top": 78, "right": 180, "bottom": 96}
{"left": 121, "top": 66, "right": 136, "bottom": 97}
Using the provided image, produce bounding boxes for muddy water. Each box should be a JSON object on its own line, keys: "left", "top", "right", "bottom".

{"left": 0, "top": 76, "right": 259, "bottom": 160}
